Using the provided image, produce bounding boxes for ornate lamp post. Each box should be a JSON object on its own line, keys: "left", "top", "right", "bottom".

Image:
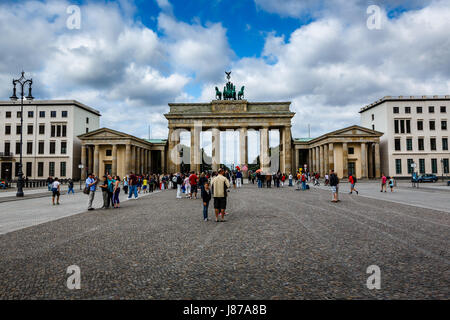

{"left": 10, "top": 71, "right": 34, "bottom": 197}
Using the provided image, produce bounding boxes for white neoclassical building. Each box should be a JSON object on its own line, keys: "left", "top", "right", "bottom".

{"left": 360, "top": 95, "right": 450, "bottom": 178}
{"left": 0, "top": 100, "right": 100, "bottom": 180}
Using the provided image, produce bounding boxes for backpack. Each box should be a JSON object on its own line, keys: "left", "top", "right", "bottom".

{"left": 172, "top": 176, "right": 177, "bottom": 183}
{"left": 353, "top": 176, "right": 357, "bottom": 183}
{"left": 107, "top": 181, "right": 115, "bottom": 193}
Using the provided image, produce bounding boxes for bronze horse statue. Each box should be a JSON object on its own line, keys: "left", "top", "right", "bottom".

{"left": 238, "top": 86, "right": 245, "bottom": 100}
{"left": 215, "top": 86, "right": 222, "bottom": 100}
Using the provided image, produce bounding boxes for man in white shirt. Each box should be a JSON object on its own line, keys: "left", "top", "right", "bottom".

{"left": 51, "top": 177, "right": 61, "bottom": 205}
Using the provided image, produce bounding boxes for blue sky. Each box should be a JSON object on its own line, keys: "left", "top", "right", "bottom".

{"left": 0, "top": 0, "right": 449, "bottom": 152}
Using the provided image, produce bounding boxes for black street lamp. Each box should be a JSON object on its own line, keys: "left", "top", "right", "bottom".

{"left": 10, "top": 71, "right": 34, "bottom": 197}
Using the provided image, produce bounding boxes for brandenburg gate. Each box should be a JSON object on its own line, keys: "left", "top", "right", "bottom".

{"left": 164, "top": 99, "right": 295, "bottom": 174}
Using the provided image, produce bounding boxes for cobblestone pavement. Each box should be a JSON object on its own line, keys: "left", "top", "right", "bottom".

{"left": 0, "top": 184, "right": 449, "bottom": 299}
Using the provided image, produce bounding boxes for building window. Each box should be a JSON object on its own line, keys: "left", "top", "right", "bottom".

{"left": 417, "top": 120, "right": 423, "bottom": 131}
{"left": 39, "top": 124, "right": 45, "bottom": 134}
{"left": 400, "top": 120, "right": 405, "bottom": 133}
{"left": 429, "top": 120, "right": 435, "bottom": 130}
{"left": 28, "top": 111, "right": 34, "bottom": 118}
{"left": 348, "top": 147, "right": 354, "bottom": 155}
{"left": 442, "top": 120, "right": 447, "bottom": 130}
{"left": 429, "top": 106, "right": 435, "bottom": 113}
{"left": 443, "top": 138, "right": 448, "bottom": 151}
{"left": 16, "top": 142, "right": 21, "bottom": 154}
{"left": 51, "top": 125, "right": 56, "bottom": 137}
{"left": 416, "top": 106, "right": 422, "bottom": 113}
{"left": 17, "top": 111, "right": 21, "bottom": 118}
{"left": 39, "top": 111, "right": 45, "bottom": 118}
{"left": 56, "top": 125, "right": 61, "bottom": 137}
{"left": 393, "top": 107, "right": 399, "bottom": 114}
{"left": 49, "top": 162, "right": 55, "bottom": 176}
{"left": 50, "top": 142, "right": 56, "bottom": 154}
{"left": 38, "top": 162, "right": 44, "bottom": 177}
{"left": 430, "top": 138, "right": 436, "bottom": 151}
{"left": 16, "top": 125, "right": 22, "bottom": 135}
{"left": 443, "top": 159, "right": 449, "bottom": 174}
{"left": 395, "top": 159, "right": 402, "bottom": 175}
{"left": 419, "top": 159, "right": 425, "bottom": 174}
{"left": 51, "top": 111, "right": 57, "bottom": 118}
{"left": 5, "top": 125, "right": 11, "bottom": 135}
{"left": 61, "top": 141, "right": 67, "bottom": 154}
{"left": 26, "top": 162, "right": 32, "bottom": 177}
{"left": 4, "top": 142, "right": 10, "bottom": 155}
{"left": 38, "top": 141, "right": 44, "bottom": 154}
{"left": 60, "top": 162, "right": 66, "bottom": 177}
{"left": 372, "top": 125, "right": 375, "bottom": 130}
{"left": 441, "top": 106, "right": 447, "bottom": 113}
{"left": 406, "top": 120, "right": 411, "bottom": 133}
{"left": 62, "top": 125, "right": 67, "bottom": 137}
{"left": 371, "top": 114, "right": 374, "bottom": 121}
{"left": 62, "top": 111, "right": 68, "bottom": 118}
{"left": 27, "top": 125, "right": 33, "bottom": 135}
{"left": 106, "top": 149, "right": 112, "bottom": 156}
{"left": 27, "top": 142, "right": 32, "bottom": 155}
{"left": 394, "top": 138, "right": 401, "bottom": 151}
{"left": 86, "top": 117, "right": 89, "bottom": 124}
{"left": 418, "top": 138, "right": 424, "bottom": 151}
{"left": 407, "top": 159, "right": 414, "bottom": 174}
{"left": 406, "top": 138, "right": 413, "bottom": 151}
{"left": 394, "top": 120, "right": 399, "bottom": 133}
{"left": 405, "top": 107, "right": 411, "bottom": 113}
{"left": 431, "top": 159, "right": 438, "bottom": 174}
{"left": 6, "top": 111, "right": 11, "bottom": 118}
{"left": 86, "top": 128, "right": 89, "bottom": 133}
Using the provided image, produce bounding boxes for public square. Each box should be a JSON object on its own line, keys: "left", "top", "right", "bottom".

{"left": 0, "top": 182, "right": 448, "bottom": 299}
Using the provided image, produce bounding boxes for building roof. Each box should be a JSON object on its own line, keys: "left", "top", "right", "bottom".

{"left": 0, "top": 99, "right": 101, "bottom": 116}
{"left": 294, "top": 138, "right": 314, "bottom": 142}
{"left": 145, "top": 139, "right": 167, "bottom": 144}
{"left": 78, "top": 127, "right": 153, "bottom": 146}
{"left": 293, "top": 125, "right": 383, "bottom": 145}
{"left": 359, "top": 95, "right": 450, "bottom": 113}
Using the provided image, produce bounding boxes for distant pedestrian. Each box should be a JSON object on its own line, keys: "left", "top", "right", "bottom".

{"left": 113, "top": 175, "right": 121, "bottom": 208}
{"left": 123, "top": 176, "right": 129, "bottom": 195}
{"left": 329, "top": 170, "right": 339, "bottom": 202}
{"left": 211, "top": 168, "right": 230, "bottom": 222}
{"left": 51, "top": 177, "right": 60, "bottom": 205}
{"left": 389, "top": 176, "right": 395, "bottom": 192}
{"left": 349, "top": 174, "right": 358, "bottom": 194}
{"left": 236, "top": 170, "right": 242, "bottom": 188}
{"left": 176, "top": 173, "right": 183, "bottom": 199}
{"left": 201, "top": 182, "right": 212, "bottom": 221}
{"left": 85, "top": 173, "right": 98, "bottom": 210}
{"left": 128, "top": 172, "right": 139, "bottom": 199}
{"left": 288, "top": 172, "right": 293, "bottom": 186}
{"left": 380, "top": 173, "right": 387, "bottom": 192}
{"left": 67, "top": 178, "right": 74, "bottom": 194}
{"left": 99, "top": 176, "right": 111, "bottom": 209}
{"left": 46, "top": 176, "right": 53, "bottom": 191}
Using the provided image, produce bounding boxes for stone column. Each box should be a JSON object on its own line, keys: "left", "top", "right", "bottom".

{"left": 283, "top": 126, "right": 292, "bottom": 174}
{"left": 361, "top": 142, "right": 367, "bottom": 179}
{"left": 148, "top": 149, "right": 152, "bottom": 173}
{"left": 239, "top": 127, "right": 248, "bottom": 177}
{"left": 328, "top": 143, "right": 334, "bottom": 172}
{"left": 260, "top": 127, "right": 270, "bottom": 173}
{"left": 140, "top": 147, "right": 145, "bottom": 174}
{"left": 87, "top": 146, "right": 93, "bottom": 174}
{"left": 161, "top": 149, "right": 166, "bottom": 173}
{"left": 112, "top": 144, "right": 118, "bottom": 175}
{"left": 125, "top": 144, "right": 131, "bottom": 174}
{"left": 190, "top": 125, "right": 201, "bottom": 173}
{"left": 342, "top": 142, "right": 348, "bottom": 178}
{"left": 212, "top": 128, "right": 220, "bottom": 171}
{"left": 374, "top": 142, "right": 381, "bottom": 178}
{"left": 319, "top": 145, "right": 324, "bottom": 177}
{"left": 93, "top": 144, "right": 100, "bottom": 176}
{"left": 315, "top": 147, "right": 319, "bottom": 173}
{"left": 131, "top": 145, "right": 136, "bottom": 173}
{"left": 308, "top": 148, "right": 312, "bottom": 173}
{"left": 135, "top": 147, "right": 139, "bottom": 174}
{"left": 324, "top": 144, "right": 329, "bottom": 175}
{"left": 294, "top": 147, "right": 298, "bottom": 173}
{"left": 368, "top": 143, "right": 374, "bottom": 178}
{"left": 81, "top": 145, "right": 87, "bottom": 180}
{"left": 168, "top": 127, "right": 180, "bottom": 174}
{"left": 312, "top": 147, "right": 316, "bottom": 173}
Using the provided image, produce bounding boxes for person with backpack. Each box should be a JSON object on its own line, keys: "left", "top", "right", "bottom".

{"left": 112, "top": 175, "right": 121, "bottom": 208}
{"left": 349, "top": 174, "right": 359, "bottom": 194}
{"left": 176, "top": 173, "right": 183, "bottom": 199}
{"left": 301, "top": 172, "right": 307, "bottom": 190}
{"left": 67, "top": 178, "right": 74, "bottom": 195}
{"left": 201, "top": 182, "right": 212, "bottom": 222}
{"left": 329, "top": 170, "right": 339, "bottom": 202}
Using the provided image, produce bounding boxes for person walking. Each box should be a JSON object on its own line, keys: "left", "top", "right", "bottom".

{"left": 201, "top": 182, "right": 212, "bottom": 222}
{"left": 349, "top": 174, "right": 359, "bottom": 194}
{"left": 288, "top": 172, "right": 293, "bottom": 187}
{"left": 329, "top": 170, "right": 339, "bottom": 202}
{"left": 123, "top": 176, "right": 129, "bottom": 195}
{"left": 67, "top": 178, "right": 74, "bottom": 194}
{"left": 380, "top": 173, "right": 387, "bottom": 192}
{"left": 389, "top": 176, "right": 395, "bottom": 192}
{"left": 301, "top": 172, "right": 307, "bottom": 190}
{"left": 46, "top": 176, "right": 53, "bottom": 191}
{"left": 85, "top": 173, "right": 98, "bottom": 211}
{"left": 189, "top": 171, "right": 198, "bottom": 199}
{"left": 211, "top": 168, "right": 230, "bottom": 222}
{"left": 128, "top": 172, "right": 139, "bottom": 199}
{"left": 236, "top": 170, "right": 242, "bottom": 188}
{"left": 99, "top": 176, "right": 111, "bottom": 209}
{"left": 113, "top": 175, "right": 121, "bottom": 208}
{"left": 51, "top": 177, "right": 61, "bottom": 205}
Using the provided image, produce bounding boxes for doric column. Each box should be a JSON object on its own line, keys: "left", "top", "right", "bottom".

{"left": 125, "top": 144, "right": 131, "bottom": 174}
{"left": 308, "top": 148, "right": 312, "bottom": 173}
{"left": 319, "top": 145, "right": 324, "bottom": 177}
{"left": 239, "top": 126, "right": 248, "bottom": 177}
{"left": 112, "top": 144, "right": 118, "bottom": 176}
{"left": 212, "top": 128, "right": 221, "bottom": 171}
{"left": 161, "top": 149, "right": 166, "bottom": 173}
{"left": 190, "top": 125, "right": 201, "bottom": 173}
{"left": 328, "top": 143, "right": 334, "bottom": 172}
{"left": 374, "top": 142, "right": 381, "bottom": 178}
{"left": 168, "top": 127, "right": 180, "bottom": 174}
{"left": 260, "top": 127, "right": 270, "bottom": 173}
{"left": 140, "top": 147, "right": 145, "bottom": 174}
{"left": 315, "top": 147, "right": 319, "bottom": 173}
{"left": 283, "top": 126, "right": 292, "bottom": 174}
{"left": 324, "top": 144, "right": 328, "bottom": 175}
{"left": 312, "top": 147, "right": 316, "bottom": 173}
{"left": 368, "top": 142, "right": 374, "bottom": 178}
{"left": 131, "top": 145, "right": 136, "bottom": 173}
{"left": 87, "top": 146, "right": 93, "bottom": 174}
{"left": 294, "top": 147, "right": 298, "bottom": 174}
{"left": 361, "top": 142, "right": 367, "bottom": 179}
{"left": 342, "top": 142, "right": 348, "bottom": 178}
{"left": 135, "top": 147, "right": 139, "bottom": 174}
{"left": 93, "top": 144, "right": 100, "bottom": 176}
{"left": 81, "top": 145, "right": 87, "bottom": 180}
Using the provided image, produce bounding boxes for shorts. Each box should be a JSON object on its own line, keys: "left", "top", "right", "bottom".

{"left": 331, "top": 186, "right": 337, "bottom": 193}
{"left": 52, "top": 188, "right": 60, "bottom": 197}
{"left": 143, "top": 185, "right": 147, "bottom": 189}
{"left": 191, "top": 185, "right": 198, "bottom": 193}
{"left": 351, "top": 184, "right": 355, "bottom": 188}
{"left": 214, "top": 197, "right": 227, "bottom": 210}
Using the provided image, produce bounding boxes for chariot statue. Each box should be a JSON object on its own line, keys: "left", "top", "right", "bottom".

{"left": 214, "top": 71, "right": 245, "bottom": 101}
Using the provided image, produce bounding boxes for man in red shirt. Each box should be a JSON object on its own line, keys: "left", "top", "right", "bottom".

{"left": 189, "top": 171, "right": 198, "bottom": 199}
{"left": 348, "top": 174, "right": 359, "bottom": 195}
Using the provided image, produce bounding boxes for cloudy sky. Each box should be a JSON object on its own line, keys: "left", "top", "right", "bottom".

{"left": 1, "top": 0, "right": 449, "bottom": 145}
